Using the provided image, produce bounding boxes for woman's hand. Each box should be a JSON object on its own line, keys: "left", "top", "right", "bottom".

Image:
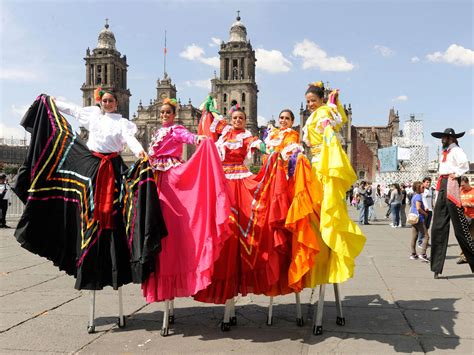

{"left": 195, "top": 135, "right": 207, "bottom": 145}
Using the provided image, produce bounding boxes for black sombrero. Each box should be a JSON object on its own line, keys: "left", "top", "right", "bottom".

{"left": 431, "top": 128, "right": 465, "bottom": 139}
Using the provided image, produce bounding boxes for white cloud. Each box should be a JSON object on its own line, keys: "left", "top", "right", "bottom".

{"left": 257, "top": 115, "right": 268, "bottom": 126}
{"left": 184, "top": 79, "right": 211, "bottom": 90}
{"left": 0, "top": 68, "right": 39, "bottom": 81}
{"left": 180, "top": 44, "right": 219, "bottom": 68}
{"left": 468, "top": 128, "right": 474, "bottom": 136}
{"left": 209, "top": 37, "right": 222, "bottom": 47}
{"left": 11, "top": 104, "right": 30, "bottom": 117}
{"left": 392, "top": 95, "right": 408, "bottom": 102}
{"left": 426, "top": 44, "right": 474, "bottom": 66}
{"left": 293, "top": 39, "right": 354, "bottom": 72}
{"left": 374, "top": 45, "right": 395, "bottom": 57}
{"left": 255, "top": 48, "right": 292, "bottom": 73}
{"left": 411, "top": 56, "right": 420, "bottom": 63}
{"left": 0, "top": 122, "right": 29, "bottom": 140}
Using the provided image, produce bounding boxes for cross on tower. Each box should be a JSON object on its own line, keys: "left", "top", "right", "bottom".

{"left": 105, "top": 18, "right": 109, "bottom": 29}
{"left": 236, "top": 10, "right": 240, "bottom": 21}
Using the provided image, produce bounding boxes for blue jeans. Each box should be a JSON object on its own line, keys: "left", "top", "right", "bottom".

{"left": 417, "top": 210, "right": 433, "bottom": 244}
{"left": 391, "top": 203, "right": 401, "bottom": 226}
{"left": 359, "top": 202, "right": 368, "bottom": 224}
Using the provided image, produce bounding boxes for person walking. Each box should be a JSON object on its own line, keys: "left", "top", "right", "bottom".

{"left": 358, "top": 181, "right": 370, "bottom": 225}
{"left": 400, "top": 184, "right": 408, "bottom": 227}
{"left": 418, "top": 177, "right": 434, "bottom": 248}
{"left": 430, "top": 128, "right": 473, "bottom": 278}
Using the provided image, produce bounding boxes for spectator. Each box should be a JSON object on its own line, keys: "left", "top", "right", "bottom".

{"left": 409, "top": 181, "right": 430, "bottom": 262}
{"left": 400, "top": 184, "right": 407, "bottom": 227}
{"left": 418, "top": 177, "right": 434, "bottom": 248}
{"left": 358, "top": 181, "right": 370, "bottom": 225}
{"left": 389, "top": 183, "right": 402, "bottom": 228}
{"left": 458, "top": 176, "right": 474, "bottom": 264}
{"left": 367, "top": 184, "right": 377, "bottom": 221}
{"left": 0, "top": 174, "right": 11, "bottom": 228}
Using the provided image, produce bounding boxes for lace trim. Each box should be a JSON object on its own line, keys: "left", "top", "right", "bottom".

{"left": 209, "top": 115, "right": 225, "bottom": 133}
{"left": 281, "top": 143, "right": 302, "bottom": 161}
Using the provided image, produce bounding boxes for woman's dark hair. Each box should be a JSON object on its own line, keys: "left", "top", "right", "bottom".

{"left": 393, "top": 183, "right": 401, "bottom": 194}
{"left": 412, "top": 181, "right": 423, "bottom": 194}
{"left": 279, "top": 109, "right": 295, "bottom": 122}
{"left": 422, "top": 177, "right": 432, "bottom": 183}
{"left": 231, "top": 108, "right": 247, "bottom": 119}
{"left": 461, "top": 176, "right": 470, "bottom": 184}
{"left": 101, "top": 89, "right": 119, "bottom": 103}
{"left": 305, "top": 84, "right": 325, "bottom": 99}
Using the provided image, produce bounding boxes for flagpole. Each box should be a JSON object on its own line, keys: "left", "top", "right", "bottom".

{"left": 164, "top": 30, "right": 167, "bottom": 76}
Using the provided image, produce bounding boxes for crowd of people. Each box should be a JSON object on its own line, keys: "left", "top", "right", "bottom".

{"left": 347, "top": 129, "right": 473, "bottom": 274}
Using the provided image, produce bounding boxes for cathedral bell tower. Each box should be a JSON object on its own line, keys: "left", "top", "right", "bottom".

{"left": 81, "top": 19, "right": 131, "bottom": 118}
{"left": 211, "top": 12, "right": 258, "bottom": 134}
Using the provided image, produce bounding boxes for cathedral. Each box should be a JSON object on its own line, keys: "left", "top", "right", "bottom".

{"left": 80, "top": 16, "right": 399, "bottom": 180}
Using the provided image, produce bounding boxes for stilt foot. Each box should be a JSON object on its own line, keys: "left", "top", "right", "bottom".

{"left": 160, "top": 327, "right": 169, "bottom": 337}
{"left": 312, "top": 325, "right": 323, "bottom": 335}
{"left": 117, "top": 316, "right": 126, "bottom": 328}
{"left": 296, "top": 317, "right": 304, "bottom": 327}
{"left": 87, "top": 325, "right": 95, "bottom": 334}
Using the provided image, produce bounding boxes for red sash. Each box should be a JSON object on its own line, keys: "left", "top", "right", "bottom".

{"left": 92, "top": 151, "right": 119, "bottom": 230}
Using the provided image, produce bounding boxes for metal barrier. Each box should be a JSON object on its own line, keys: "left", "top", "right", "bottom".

{"left": 6, "top": 193, "right": 24, "bottom": 219}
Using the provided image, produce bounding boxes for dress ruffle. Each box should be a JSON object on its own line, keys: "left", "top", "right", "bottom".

{"left": 309, "top": 126, "right": 366, "bottom": 284}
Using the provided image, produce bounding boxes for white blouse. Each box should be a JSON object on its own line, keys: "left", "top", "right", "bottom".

{"left": 55, "top": 99, "right": 144, "bottom": 157}
{"left": 438, "top": 143, "right": 469, "bottom": 177}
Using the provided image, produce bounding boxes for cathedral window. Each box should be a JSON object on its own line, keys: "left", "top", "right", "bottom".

{"left": 224, "top": 107, "right": 227, "bottom": 115}
{"left": 242, "top": 93, "right": 246, "bottom": 102}
{"left": 224, "top": 93, "right": 227, "bottom": 102}
{"left": 96, "top": 65, "right": 102, "bottom": 84}
{"left": 232, "top": 59, "right": 238, "bottom": 80}
{"left": 104, "top": 64, "right": 108, "bottom": 84}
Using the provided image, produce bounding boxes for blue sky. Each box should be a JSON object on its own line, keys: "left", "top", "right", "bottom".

{"left": 1, "top": 0, "right": 473, "bottom": 161}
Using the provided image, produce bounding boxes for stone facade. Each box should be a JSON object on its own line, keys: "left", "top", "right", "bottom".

{"left": 211, "top": 14, "right": 258, "bottom": 134}
{"left": 133, "top": 74, "right": 201, "bottom": 160}
{"left": 81, "top": 20, "right": 131, "bottom": 119}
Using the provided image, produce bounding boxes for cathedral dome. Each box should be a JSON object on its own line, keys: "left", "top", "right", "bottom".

{"left": 229, "top": 13, "right": 247, "bottom": 43}
{"left": 97, "top": 20, "right": 117, "bottom": 50}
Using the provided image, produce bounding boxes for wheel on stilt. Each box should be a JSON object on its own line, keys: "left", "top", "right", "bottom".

{"left": 312, "top": 325, "right": 323, "bottom": 335}
{"left": 220, "top": 322, "right": 231, "bottom": 331}
{"left": 168, "top": 315, "right": 175, "bottom": 324}
{"left": 296, "top": 317, "right": 304, "bottom": 327}
{"left": 336, "top": 316, "right": 345, "bottom": 326}
{"left": 87, "top": 325, "right": 95, "bottom": 334}
{"left": 160, "top": 327, "right": 169, "bottom": 337}
{"left": 117, "top": 316, "right": 126, "bottom": 328}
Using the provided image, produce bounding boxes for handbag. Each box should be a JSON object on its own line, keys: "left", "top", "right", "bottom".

{"left": 407, "top": 212, "right": 419, "bottom": 225}
{"left": 364, "top": 196, "right": 374, "bottom": 207}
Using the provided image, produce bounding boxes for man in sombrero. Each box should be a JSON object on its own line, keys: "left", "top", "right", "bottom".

{"left": 430, "top": 128, "right": 473, "bottom": 278}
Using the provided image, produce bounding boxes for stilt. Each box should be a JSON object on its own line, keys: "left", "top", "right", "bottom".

{"left": 295, "top": 292, "right": 304, "bottom": 326}
{"left": 117, "top": 287, "right": 126, "bottom": 328}
{"left": 87, "top": 290, "right": 96, "bottom": 333}
{"left": 229, "top": 298, "right": 237, "bottom": 325}
{"left": 169, "top": 299, "right": 175, "bottom": 324}
{"left": 267, "top": 296, "right": 274, "bottom": 326}
{"left": 334, "top": 283, "right": 345, "bottom": 326}
{"left": 221, "top": 298, "right": 233, "bottom": 331}
{"left": 312, "top": 284, "right": 326, "bottom": 335}
{"left": 161, "top": 300, "right": 170, "bottom": 336}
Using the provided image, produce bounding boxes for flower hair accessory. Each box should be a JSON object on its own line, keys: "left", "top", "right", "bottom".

{"left": 163, "top": 98, "right": 178, "bottom": 108}
{"left": 308, "top": 81, "right": 324, "bottom": 88}
{"left": 94, "top": 86, "right": 105, "bottom": 103}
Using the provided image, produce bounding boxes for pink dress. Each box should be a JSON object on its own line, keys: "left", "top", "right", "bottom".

{"left": 141, "top": 123, "right": 231, "bottom": 302}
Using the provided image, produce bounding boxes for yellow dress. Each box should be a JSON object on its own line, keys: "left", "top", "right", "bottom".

{"left": 300, "top": 100, "right": 366, "bottom": 285}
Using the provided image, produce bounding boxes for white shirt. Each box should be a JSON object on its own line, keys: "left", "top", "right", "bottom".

{"left": 0, "top": 182, "right": 11, "bottom": 201}
{"left": 438, "top": 143, "right": 469, "bottom": 177}
{"left": 422, "top": 187, "right": 434, "bottom": 211}
{"left": 55, "top": 100, "right": 144, "bottom": 157}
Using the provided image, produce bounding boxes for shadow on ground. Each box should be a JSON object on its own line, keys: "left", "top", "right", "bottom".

{"left": 98, "top": 294, "right": 464, "bottom": 353}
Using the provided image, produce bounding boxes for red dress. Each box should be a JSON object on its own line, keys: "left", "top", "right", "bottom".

{"left": 194, "top": 126, "right": 291, "bottom": 303}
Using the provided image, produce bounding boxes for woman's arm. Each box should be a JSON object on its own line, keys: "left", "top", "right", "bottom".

{"left": 416, "top": 200, "right": 428, "bottom": 217}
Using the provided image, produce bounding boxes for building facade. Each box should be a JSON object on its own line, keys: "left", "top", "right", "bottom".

{"left": 211, "top": 13, "right": 258, "bottom": 134}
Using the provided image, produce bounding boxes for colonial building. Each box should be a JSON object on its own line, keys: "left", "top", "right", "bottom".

{"left": 133, "top": 74, "right": 201, "bottom": 160}
{"left": 211, "top": 12, "right": 259, "bottom": 134}
{"left": 81, "top": 19, "right": 131, "bottom": 118}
